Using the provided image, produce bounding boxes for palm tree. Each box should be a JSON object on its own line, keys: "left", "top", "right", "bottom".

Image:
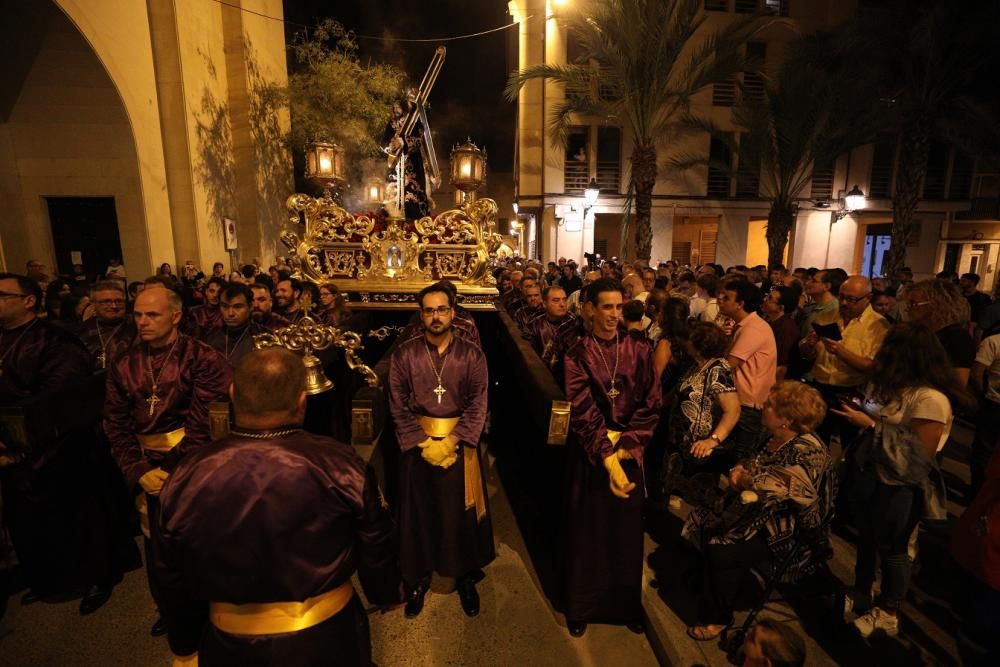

{"left": 832, "top": 1, "right": 1000, "bottom": 278}
{"left": 504, "top": 0, "right": 770, "bottom": 262}
{"left": 671, "top": 34, "right": 879, "bottom": 268}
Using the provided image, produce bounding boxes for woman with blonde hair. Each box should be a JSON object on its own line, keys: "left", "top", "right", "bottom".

{"left": 684, "top": 381, "right": 833, "bottom": 641}
{"left": 904, "top": 278, "right": 973, "bottom": 388}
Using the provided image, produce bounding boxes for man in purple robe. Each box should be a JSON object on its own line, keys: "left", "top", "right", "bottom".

{"left": 76, "top": 280, "right": 136, "bottom": 371}
{"left": 188, "top": 276, "right": 226, "bottom": 334}
{"left": 0, "top": 273, "right": 140, "bottom": 615}
{"left": 389, "top": 282, "right": 493, "bottom": 618}
{"left": 250, "top": 283, "right": 291, "bottom": 331}
{"left": 104, "top": 285, "right": 231, "bottom": 635}
{"left": 153, "top": 348, "right": 401, "bottom": 666}
{"left": 204, "top": 283, "right": 270, "bottom": 368}
{"left": 512, "top": 283, "right": 544, "bottom": 331}
{"left": 523, "top": 285, "right": 583, "bottom": 384}
{"left": 562, "top": 277, "right": 662, "bottom": 637}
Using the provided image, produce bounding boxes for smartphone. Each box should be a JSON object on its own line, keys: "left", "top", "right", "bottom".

{"left": 812, "top": 321, "right": 843, "bottom": 341}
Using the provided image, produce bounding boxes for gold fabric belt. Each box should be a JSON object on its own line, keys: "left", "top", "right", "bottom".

{"left": 209, "top": 581, "right": 354, "bottom": 636}
{"left": 419, "top": 416, "right": 487, "bottom": 523}
{"left": 137, "top": 428, "right": 186, "bottom": 453}
{"left": 135, "top": 428, "right": 186, "bottom": 538}
{"left": 607, "top": 429, "right": 622, "bottom": 446}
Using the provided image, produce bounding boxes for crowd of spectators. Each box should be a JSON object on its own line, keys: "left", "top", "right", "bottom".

{"left": 497, "top": 253, "right": 999, "bottom": 662}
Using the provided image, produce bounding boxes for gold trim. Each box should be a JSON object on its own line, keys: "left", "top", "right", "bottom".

{"left": 418, "top": 416, "right": 460, "bottom": 438}
{"left": 547, "top": 400, "right": 571, "bottom": 445}
{"left": 209, "top": 581, "right": 354, "bottom": 636}
{"left": 137, "top": 428, "right": 186, "bottom": 453}
{"left": 607, "top": 429, "right": 622, "bottom": 446}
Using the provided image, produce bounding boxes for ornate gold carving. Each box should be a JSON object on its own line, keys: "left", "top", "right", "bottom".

{"left": 547, "top": 400, "right": 572, "bottom": 446}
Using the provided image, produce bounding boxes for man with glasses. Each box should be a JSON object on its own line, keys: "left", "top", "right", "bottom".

{"left": 799, "top": 269, "right": 844, "bottom": 338}
{"left": 0, "top": 273, "right": 140, "bottom": 615}
{"left": 388, "top": 282, "right": 493, "bottom": 620}
{"left": 800, "top": 275, "right": 889, "bottom": 446}
{"left": 77, "top": 281, "right": 136, "bottom": 371}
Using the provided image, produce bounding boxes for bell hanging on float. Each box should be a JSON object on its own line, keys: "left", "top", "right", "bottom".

{"left": 303, "top": 351, "right": 334, "bottom": 395}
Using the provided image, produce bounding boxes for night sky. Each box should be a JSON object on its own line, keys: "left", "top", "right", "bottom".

{"left": 283, "top": 0, "right": 516, "bottom": 172}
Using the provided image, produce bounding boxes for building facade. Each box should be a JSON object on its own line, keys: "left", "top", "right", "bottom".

{"left": 0, "top": 0, "right": 292, "bottom": 280}
{"left": 508, "top": 0, "right": 999, "bottom": 293}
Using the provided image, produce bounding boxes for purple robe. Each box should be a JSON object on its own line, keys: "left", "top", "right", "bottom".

{"left": 513, "top": 304, "right": 544, "bottom": 332}
{"left": 255, "top": 311, "right": 291, "bottom": 331}
{"left": 154, "top": 429, "right": 401, "bottom": 663}
{"left": 561, "top": 332, "right": 662, "bottom": 624}
{"left": 76, "top": 316, "right": 137, "bottom": 371}
{"left": 203, "top": 321, "right": 271, "bottom": 369}
{"left": 188, "top": 304, "right": 223, "bottom": 335}
{"left": 0, "top": 317, "right": 140, "bottom": 595}
{"left": 103, "top": 333, "right": 232, "bottom": 492}
{"left": 388, "top": 333, "right": 494, "bottom": 583}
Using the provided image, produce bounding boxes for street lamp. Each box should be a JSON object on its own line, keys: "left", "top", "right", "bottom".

{"left": 844, "top": 184, "right": 866, "bottom": 213}
{"left": 584, "top": 178, "right": 600, "bottom": 209}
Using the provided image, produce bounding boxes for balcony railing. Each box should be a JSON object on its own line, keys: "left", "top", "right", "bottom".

{"left": 596, "top": 161, "right": 621, "bottom": 194}
{"left": 565, "top": 162, "right": 589, "bottom": 194}
{"left": 956, "top": 198, "right": 1000, "bottom": 220}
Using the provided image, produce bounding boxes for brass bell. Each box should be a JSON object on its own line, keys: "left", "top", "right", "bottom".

{"left": 302, "top": 352, "right": 333, "bottom": 395}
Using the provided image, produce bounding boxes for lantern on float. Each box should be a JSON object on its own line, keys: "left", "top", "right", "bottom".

{"left": 304, "top": 140, "right": 344, "bottom": 192}
{"left": 450, "top": 139, "right": 487, "bottom": 205}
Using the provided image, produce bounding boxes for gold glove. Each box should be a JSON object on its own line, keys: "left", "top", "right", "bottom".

{"left": 172, "top": 653, "right": 198, "bottom": 667}
{"left": 603, "top": 454, "right": 636, "bottom": 499}
{"left": 139, "top": 468, "right": 170, "bottom": 495}
{"left": 419, "top": 437, "right": 458, "bottom": 468}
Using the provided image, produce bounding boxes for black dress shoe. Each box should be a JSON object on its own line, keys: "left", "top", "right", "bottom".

{"left": 568, "top": 620, "right": 587, "bottom": 637}
{"left": 457, "top": 577, "right": 479, "bottom": 617}
{"left": 404, "top": 581, "right": 429, "bottom": 618}
{"left": 150, "top": 616, "right": 168, "bottom": 637}
{"left": 20, "top": 590, "right": 40, "bottom": 606}
{"left": 79, "top": 584, "right": 113, "bottom": 615}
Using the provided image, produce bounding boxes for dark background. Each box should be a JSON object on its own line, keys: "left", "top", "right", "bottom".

{"left": 283, "top": 0, "right": 516, "bottom": 173}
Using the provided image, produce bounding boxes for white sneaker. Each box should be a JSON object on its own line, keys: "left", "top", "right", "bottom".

{"left": 853, "top": 607, "right": 899, "bottom": 638}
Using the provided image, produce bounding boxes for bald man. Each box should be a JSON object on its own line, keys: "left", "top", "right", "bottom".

{"left": 103, "top": 286, "right": 231, "bottom": 636}
{"left": 154, "top": 349, "right": 400, "bottom": 666}
{"left": 800, "top": 275, "right": 889, "bottom": 445}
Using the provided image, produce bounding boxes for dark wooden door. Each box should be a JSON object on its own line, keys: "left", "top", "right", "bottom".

{"left": 46, "top": 197, "right": 123, "bottom": 278}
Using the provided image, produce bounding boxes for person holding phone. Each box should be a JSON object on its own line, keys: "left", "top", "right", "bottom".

{"left": 799, "top": 275, "right": 889, "bottom": 448}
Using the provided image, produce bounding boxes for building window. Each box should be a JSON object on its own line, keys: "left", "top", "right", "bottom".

{"left": 735, "top": 0, "right": 758, "bottom": 13}
{"left": 811, "top": 158, "right": 835, "bottom": 200}
{"left": 565, "top": 127, "right": 590, "bottom": 194}
{"left": 596, "top": 127, "right": 622, "bottom": 194}
{"left": 765, "top": 0, "right": 789, "bottom": 16}
{"left": 704, "top": 0, "right": 729, "bottom": 11}
{"left": 948, "top": 151, "right": 973, "bottom": 200}
{"left": 743, "top": 42, "right": 766, "bottom": 103}
{"left": 712, "top": 76, "right": 737, "bottom": 107}
{"left": 735, "top": 133, "right": 760, "bottom": 198}
{"left": 921, "top": 140, "right": 948, "bottom": 199}
{"left": 707, "top": 137, "right": 733, "bottom": 197}
{"left": 868, "top": 133, "right": 897, "bottom": 199}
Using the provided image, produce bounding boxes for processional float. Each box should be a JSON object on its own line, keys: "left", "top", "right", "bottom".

{"left": 253, "top": 45, "right": 518, "bottom": 444}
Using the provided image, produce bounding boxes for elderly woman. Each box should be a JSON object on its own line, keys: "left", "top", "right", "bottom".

{"left": 684, "top": 381, "right": 832, "bottom": 641}
{"left": 662, "top": 322, "right": 741, "bottom": 506}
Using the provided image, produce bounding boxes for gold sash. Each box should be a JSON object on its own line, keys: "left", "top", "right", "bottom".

{"left": 209, "top": 581, "right": 354, "bottom": 636}
{"left": 607, "top": 429, "right": 622, "bottom": 446}
{"left": 135, "top": 428, "right": 186, "bottom": 538}
{"left": 419, "top": 416, "right": 487, "bottom": 523}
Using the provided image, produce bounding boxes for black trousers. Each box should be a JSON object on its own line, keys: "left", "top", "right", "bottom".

{"left": 698, "top": 534, "right": 772, "bottom": 625}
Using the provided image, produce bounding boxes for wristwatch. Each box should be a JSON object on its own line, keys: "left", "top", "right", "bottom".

{"left": 709, "top": 433, "right": 722, "bottom": 443}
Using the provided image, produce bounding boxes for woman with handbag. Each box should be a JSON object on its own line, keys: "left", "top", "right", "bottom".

{"left": 831, "top": 322, "right": 962, "bottom": 639}
{"left": 662, "top": 322, "right": 741, "bottom": 508}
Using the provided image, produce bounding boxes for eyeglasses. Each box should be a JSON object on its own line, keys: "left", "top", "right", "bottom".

{"left": 840, "top": 293, "right": 870, "bottom": 305}
{"left": 0, "top": 292, "right": 28, "bottom": 299}
{"left": 95, "top": 299, "right": 126, "bottom": 306}
{"left": 421, "top": 306, "right": 452, "bottom": 317}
